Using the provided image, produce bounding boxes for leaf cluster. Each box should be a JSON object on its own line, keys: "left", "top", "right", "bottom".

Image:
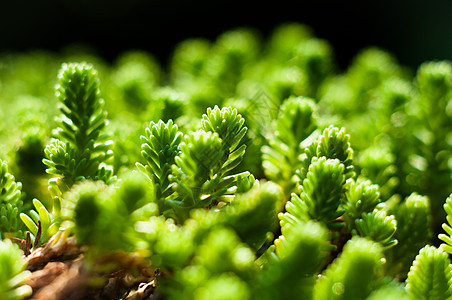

{"left": 2, "top": 23, "right": 452, "bottom": 300}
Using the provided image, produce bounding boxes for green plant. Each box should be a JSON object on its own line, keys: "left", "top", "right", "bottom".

{"left": 258, "top": 221, "right": 330, "bottom": 299}
{"left": 262, "top": 96, "right": 317, "bottom": 197}
{"left": 342, "top": 179, "right": 381, "bottom": 229}
{"left": 281, "top": 157, "right": 346, "bottom": 229}
{"left": 0, "top": 239, "right": 32, "bottom": 299}
{"left": 410, "top": 62, "right": 452, "bottom": 233}
{"left": 314, "top": 236, "right": 384, "bottom": 300}
{"left": 221, "top": 181, "right": 283, "bottom": 250}
{"left": 139, "top": 105, "right": 249, "bottom": 223}
{"left": 1, "top": 22, "right": 452, "bottom": 300}
{"left": 406, "top": 245, "right": 452, "bottom": 300}
{"left": 44, "top": 62, "right": 114, "bottom": 187}
{"left": 21, "top": 62, "right": 115, "bottom": 246}
{"left": 137, "top": 119, "right": 182, "bottom": 216}
{"left": 354, "top": 209, "right": 397, "bottom": 250}
{"left": 386, "top": 193, "right": 432, "bottom": 278}
{"left": 0, "top": 159, "right": 24, "bottom": 239}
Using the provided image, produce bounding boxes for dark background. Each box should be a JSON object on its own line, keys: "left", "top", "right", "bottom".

{"left": 1, "top": 0, "right": 451, "bottom": 70}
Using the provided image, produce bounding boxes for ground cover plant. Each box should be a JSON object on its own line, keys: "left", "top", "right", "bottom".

{"left": 1, "top": 23, "right": 452, "bottom": 299}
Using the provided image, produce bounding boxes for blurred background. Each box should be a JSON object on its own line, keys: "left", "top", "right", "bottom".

{"left": 1, "top": 0, "right": 451, "bottom": 70}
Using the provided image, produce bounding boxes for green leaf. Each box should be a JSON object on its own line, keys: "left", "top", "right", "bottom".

{"left": 406, "top": 245, "right": 452, "bottom": 300}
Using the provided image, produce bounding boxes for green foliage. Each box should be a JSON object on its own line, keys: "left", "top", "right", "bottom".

{"left": 62, "top": 179, "right": 144, "bottom": 255}
{"left": 299, "top": 126, "right": 354, "bottom": 183}
{"left": 386, "top": 193, "right": 432, "bottom": 278}
{"left": 416, "top": 61, "right": 452, "bottom": 104}
{"left": 43, "top": 62, "right": 113, "bottom": 185}
{"left": 342, "top": 179, "right": 381, "bottom": 228}
{"left": 170, "top": 131, "right": 224, "bottom": 204}
{"left": 262, "top": 96, "right": 317, "bottom": 196}
{"left": 138, "top": 106, "right": 249, "bottom": 223}
{"left": 274, "top": 96, "right": 317, "bottom": 148}
{"left": 281, "top": 157, "right": 346, "bottom": 229}
{"left": 115, "top": 170, "right": 156, "bottom": 216}
{"left": 137, "top": 182, "right": 284, "bottom": 299}
{"left": 137, "top": 119, "right": 182, "bottom": 213}
{"left": 6, "top": 118, "right": 49, "bottom": 206}
{"left": 347, "top": 48, "right": 405, "bottom": 99}
{"left": 61, "top": 171, "right": 157, "bottom": 258}
{"left": 235, "top": 172, "right": 256, "bottom": 194}
{"left": 201, "top": 106, "right": 247, "bottom": 161}
{"left": 409, "top": 61, "right": 452, "bottom": 232}
{"left": 294, "top": 38, "right": 334, "bottom": 97}
{"left": 222, "top": 181, "right": 284, "bottom": 249}
{"left": 138, "top": 214, "right": 257, "bottom": 300}
{"left": 149, "top": 87, "right": 187, "bottom": 122}
{"left": 110, "top": 51, "right": 160, "bottom": 114}
{"left": 268, "top": 23, "right": 312, "bottom": 61}
{"left": 406, "top": 245, "right": 452, "bottom": 300}
{"left": 314, "top": 236, "right": 384, "bottom": 300}
{"left": 367, "top": 283, "right": 409, "bottom": 300}
{"left": 0, "top": 239, "right": 32, "bottom": 299}
{"left": 257, "top": 221, "right": 330, "bottom": 300}
{"left": 315, "top": 126, "right": 355, "bottom": 179}
{"left": 439, "top": 194, "right": 452, "bottom": 254}
{"left": 20, "top": 198, "right": 58, "bottom": 245}
{"left": 354, "top": 209, "right": 397, "bottom": 250}
{"left": 357, "top": 144, "right": 398, "bottom": 201}
{"left": 21, "top": 62, "right": 115, "bottom": 245}
{"left": 1, "top": 22, "right": 452, "bottom": 300}
{"left": 161, "top": 227, "right": 254, "bottom": 300}
{"left": 0, "top": 160, "right": 24, "bottom": 238}
{"left": 207, "top": 28, "right": 260, "bottom": 98}
{"left": 193, "top": 273, "right": 251, "bottom": 300}
{"left": 193, "top": 227, "right": 254, "bottom": 277}
{"left": 170, "top": 38, "right": 211, "bottom": 84}
{"left": 169, "top": 109, "right": 248, "bottom": 222}
{"left": 136, "top": 216, "right": 195, "bottom": 270}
